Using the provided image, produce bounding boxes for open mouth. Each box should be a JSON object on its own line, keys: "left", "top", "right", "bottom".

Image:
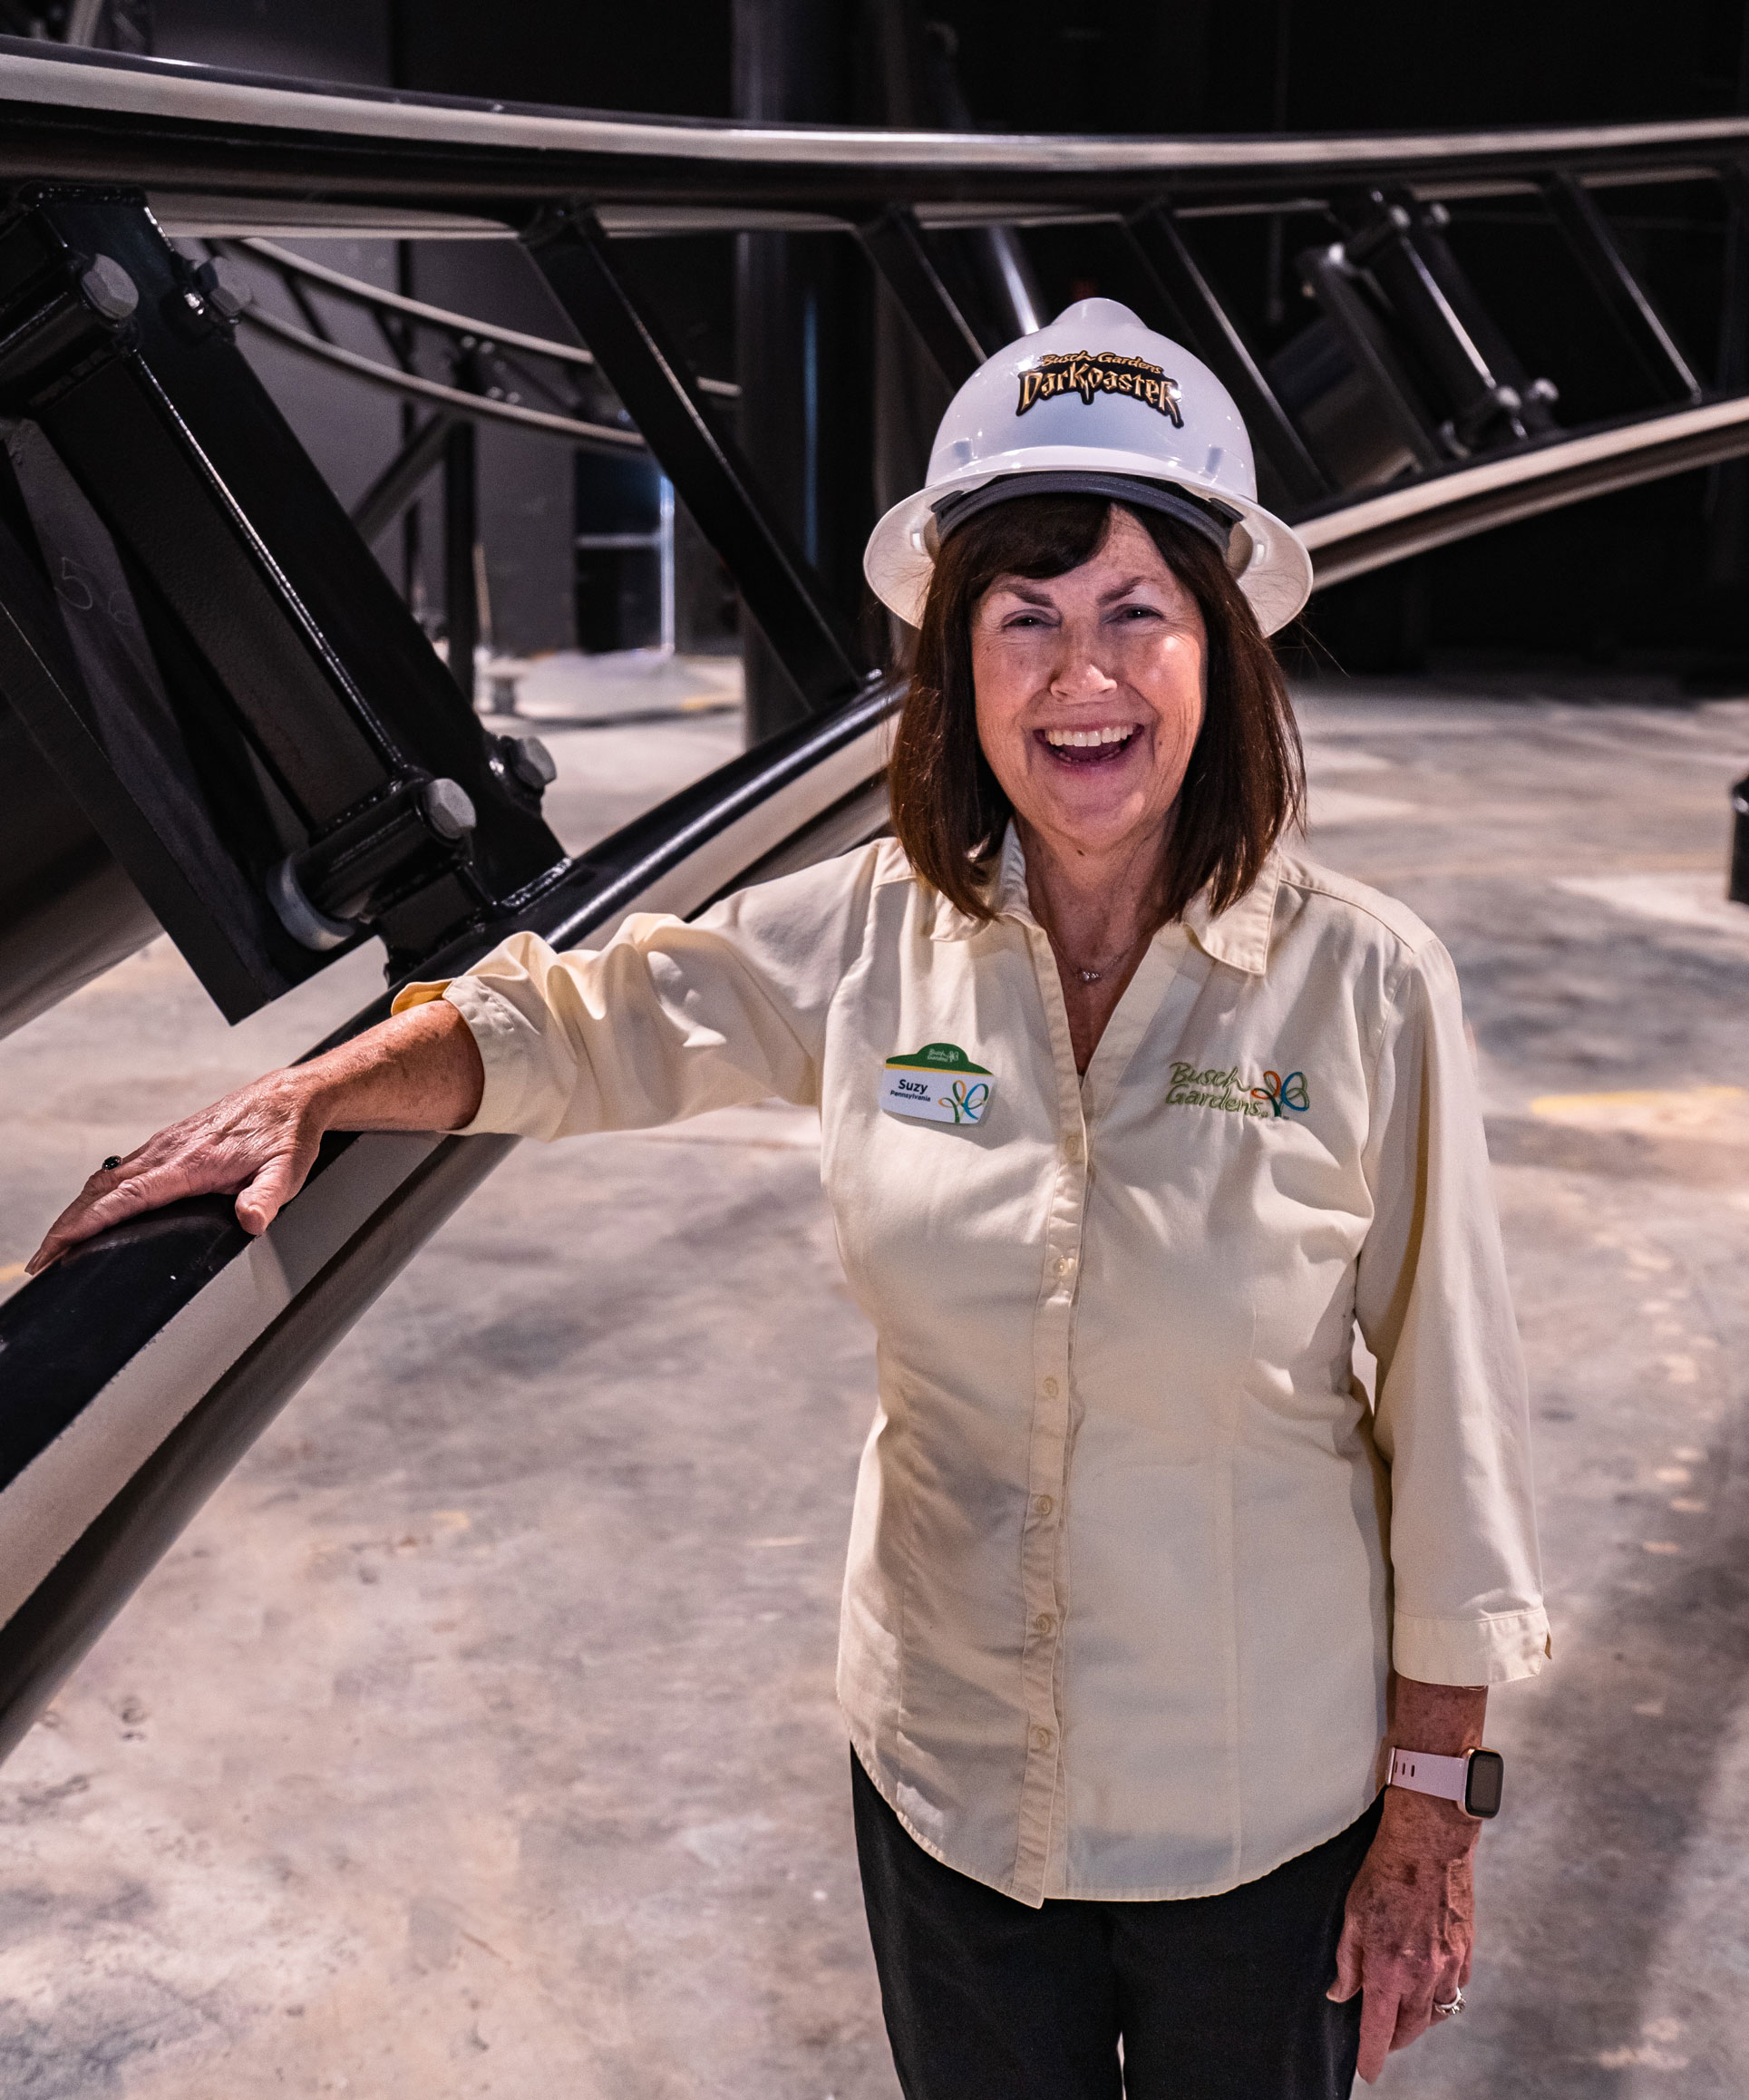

{"left": 1036, "top": 724, "right": 1141, "bottom": 767}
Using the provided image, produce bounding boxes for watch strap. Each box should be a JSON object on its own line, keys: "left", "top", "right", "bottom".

{"left": 1387, "top": 1745, "right": 1471, "bottom": 1805}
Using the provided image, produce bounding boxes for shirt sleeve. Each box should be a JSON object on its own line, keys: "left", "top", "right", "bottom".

{"left": 389, "top": 842, "right": 884, "bottom": 1142}
{"left": 1355, "top": 935, "right": 1551, "bottom": 1687}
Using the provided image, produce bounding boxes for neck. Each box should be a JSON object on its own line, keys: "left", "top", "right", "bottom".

{"left": 1015, "top": 816, "right": 1171, "bottom": 965}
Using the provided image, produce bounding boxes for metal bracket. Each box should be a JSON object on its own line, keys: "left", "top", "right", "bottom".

{"left": 1292, "top": 238, "right": 1450, "bottom": 476}
{"left": 1344, "top": 190, "right": 1559, "bottom": 452}
{"left": 0, "top": 185, "right": 566, "bottom": 1011}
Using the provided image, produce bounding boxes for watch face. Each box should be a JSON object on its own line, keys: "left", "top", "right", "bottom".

{"left": 1465, "top": 1750, "right": 1505, "bottom": 1819}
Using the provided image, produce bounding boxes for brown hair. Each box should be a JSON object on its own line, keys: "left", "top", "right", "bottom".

{"left": 888, "top": 495, "right": 1303, "bottom": 926}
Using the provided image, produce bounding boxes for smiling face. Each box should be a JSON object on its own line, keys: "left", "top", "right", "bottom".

{"left": 968, "top": 506, "right": 1207, "bottom": 873}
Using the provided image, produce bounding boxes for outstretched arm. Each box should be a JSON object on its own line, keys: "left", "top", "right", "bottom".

{"left": 26, "top": 997, "right": 484, "bottom": 1276}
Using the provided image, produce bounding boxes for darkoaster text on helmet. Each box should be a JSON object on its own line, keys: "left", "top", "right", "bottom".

{"left": 1015, "top": 350, "right": 1185, "bottom": 426}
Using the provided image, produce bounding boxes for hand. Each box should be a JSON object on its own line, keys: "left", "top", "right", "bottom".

{"left": 24, "top": 998, "right": 486, "bottom": 1276}
{"left": 26, "top": 1065, "right": 329, "bottom": 1275}
{"left": 1327, "top": 1786, "right": 1476, "bottom": 2083}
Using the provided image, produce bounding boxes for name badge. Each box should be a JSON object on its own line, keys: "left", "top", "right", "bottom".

{"left": 879, "top": 1042, "right": 995, "bottom": 1125}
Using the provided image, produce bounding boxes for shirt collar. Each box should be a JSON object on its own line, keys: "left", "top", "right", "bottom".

{"left": 1180, "top": 850, "right": 1281, "bottom": 977}
{"left": 928, "top": 823, "right": 1281, "bottom": 978}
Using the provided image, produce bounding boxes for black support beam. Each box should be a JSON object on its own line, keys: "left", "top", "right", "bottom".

{"left": 350, "top": 409, "right": 452, "bottom": 548}
{"left": 1123, "top": 206, "right": 1330, "bottom": 510}
{"left": 523, "top": 204, "right": 869, "bottom": 717}
{"left": 442, "top": 419, "right": 478, "bottom": 703}
{"left": 857, "top": 206, "right": 986, "bottom": 392}
{"left": 1540, "top": 171, "right": 1702, "bottom": 404}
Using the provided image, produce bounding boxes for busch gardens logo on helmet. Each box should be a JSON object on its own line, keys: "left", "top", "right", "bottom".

{"left": 1016, "top": 349, "right": 1185, "bottom": 427}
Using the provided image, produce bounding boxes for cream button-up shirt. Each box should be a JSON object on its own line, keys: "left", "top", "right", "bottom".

{"left": 395, "top": 829, "right": 1549, "bottom": 1907}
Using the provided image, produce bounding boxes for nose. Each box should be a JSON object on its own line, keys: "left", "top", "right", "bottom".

{"left": 1047, "top": 657, "right": 1119, "bottom": 702}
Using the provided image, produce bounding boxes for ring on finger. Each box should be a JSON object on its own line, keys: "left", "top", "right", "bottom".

{"left": 102, "top": 1156, "right": 122, "bottom": 1172}
{"left": 1433, "top": 1987, "right": 1465, "bottom": 2018}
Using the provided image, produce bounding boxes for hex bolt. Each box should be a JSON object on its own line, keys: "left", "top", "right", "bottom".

{"left": 421, "top": 777, "right": 477, "bottom": 841}
{"left": 505, "top": 735, "right": 558, "bottom": 794}
{"left": 79, "top": 255, "right": 137, "bottom": 324}
{"left": 192, "top": 258, "right": 251, "bottom": 322}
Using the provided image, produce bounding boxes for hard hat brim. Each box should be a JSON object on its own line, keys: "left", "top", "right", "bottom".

{"left": 863, "top": 453, "right": 1314, "bottom": 637}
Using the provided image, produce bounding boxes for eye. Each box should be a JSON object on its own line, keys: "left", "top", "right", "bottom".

{"left": 1113, "top": 603, "right": 1161, "bottom": 622}
{"left": 1002, "top": 611, "right": 1050, "bottom": 629}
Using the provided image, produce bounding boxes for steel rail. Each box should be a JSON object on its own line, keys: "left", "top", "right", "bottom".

{"left": 236, "top": 236, "right": 741, "bottom": 400}
{"left": 1301, "top": 391, "right": 1749, "bottom": 584}
{"left": 4, "top": 42, "right": 1749, "bottom": 215}
{"left": 238, "top": 304, "right": 648, "bottom": 450}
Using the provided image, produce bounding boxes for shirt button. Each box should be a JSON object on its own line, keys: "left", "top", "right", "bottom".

{"left": 1033, "top": 1493, "right": 1054, "bottom": 1518}
{"left": 1064, "top": 1133, "right": 1083, "bottom": 1162}
{"left": 1055, "top": 1256, "right": 1074, "bottom": 1276}
{"left": 1034, "top": 1613, "right": 1055, "bottom": 1637}
{"left": 1043, "top": 1376, "right": 1060, "bottom": 1398}
{"left": 1031, "top": 1726, "right": 1055, "bottom": 1751}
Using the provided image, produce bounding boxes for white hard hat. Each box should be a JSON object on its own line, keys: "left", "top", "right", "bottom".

{"left": 864, "top": 297, "right": 1313, "bottom": 637}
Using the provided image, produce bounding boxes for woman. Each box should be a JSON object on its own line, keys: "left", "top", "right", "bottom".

{"left": 31, "top": 302, "right": 1548, "bottom": 2099}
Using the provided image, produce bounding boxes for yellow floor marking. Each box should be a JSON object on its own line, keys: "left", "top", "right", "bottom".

{"left": 1530, "top": 1085, "right": 1747, "bottom": 1137}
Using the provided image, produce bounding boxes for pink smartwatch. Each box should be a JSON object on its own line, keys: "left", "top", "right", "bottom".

{"left": 1387, "top": 1745, "right": 1504, "bottom": 1820}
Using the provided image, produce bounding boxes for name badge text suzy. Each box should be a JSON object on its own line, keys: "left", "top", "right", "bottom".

{"left": 879, "top": 1042, "right": 995, "bottom": 1126}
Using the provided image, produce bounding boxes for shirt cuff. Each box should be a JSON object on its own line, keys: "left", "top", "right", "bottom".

{"left": 389, "top": 974, "right": 543, "bottom": 1137}
{"left": 1393, "top": 1606, "right": 1552, "bottom": 1687}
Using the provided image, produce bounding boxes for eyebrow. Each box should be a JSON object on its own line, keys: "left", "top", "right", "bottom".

{"left": 990, "top": 573, "right": 1161, "bottom": 608}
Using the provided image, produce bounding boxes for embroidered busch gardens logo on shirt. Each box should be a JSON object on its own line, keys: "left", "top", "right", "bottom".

{"left": 1166, "top": 1062, "right": 1310, "bottom": 1121}
{"left": 880, "top": 1043, "right": 995, "bottom": 1125}
{"left": 1016, "top": 350, "right": 1185, "bottom": 426}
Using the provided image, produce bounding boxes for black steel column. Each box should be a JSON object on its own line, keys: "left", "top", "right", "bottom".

{"left": 443, "top": 420, "right": 478, "bottom": 705}
{"left": 734, "top": 0, "right": 870, "bottom": 744}
{"left": 523, "top": 209, "right": 866, "bottom": 715}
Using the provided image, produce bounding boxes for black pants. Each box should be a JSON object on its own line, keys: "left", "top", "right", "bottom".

{"left": 853, "top": 1752, "right": 1381, "bottom": 2100}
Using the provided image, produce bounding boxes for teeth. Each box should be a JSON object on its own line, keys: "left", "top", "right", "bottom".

{"left": 1044, "top": 724, "right": 1136, "bottom": 748}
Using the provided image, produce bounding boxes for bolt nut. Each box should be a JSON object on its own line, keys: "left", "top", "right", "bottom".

{"left": 505, "top": 735, "right": 557, "bottom": 793}
{"left": 192, "top": 258, "right": 251, "bottom": 322}
{"left": 421, "top": 777, "right": 477, "bottom": 842}
{"left": 79, "top": 254, "right": 137, "bottom": 324}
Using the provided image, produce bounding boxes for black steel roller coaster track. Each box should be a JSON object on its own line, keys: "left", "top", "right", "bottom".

{"left": 4, "top": 39, "right": 1749, "bottom": 220}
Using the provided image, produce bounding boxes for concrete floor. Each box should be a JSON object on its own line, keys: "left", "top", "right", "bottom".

{"left": 0, "top": 675, "right": 1747, "bottom": 2095}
